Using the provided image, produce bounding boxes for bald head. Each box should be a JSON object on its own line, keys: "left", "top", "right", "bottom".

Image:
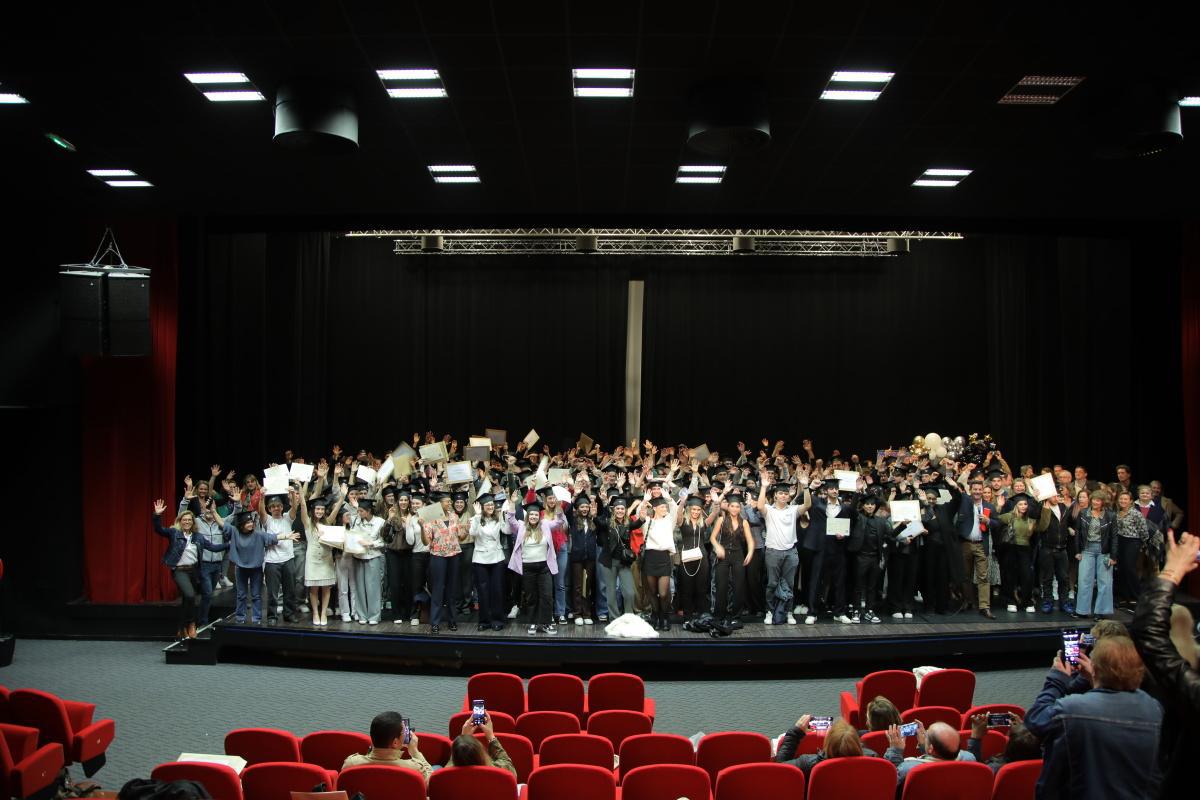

{"left": 926, "top": 722, "right": 960, "bottom": 760}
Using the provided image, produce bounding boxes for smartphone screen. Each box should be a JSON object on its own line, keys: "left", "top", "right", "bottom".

{"left": 986, "top": 712, "right": 1011, "bottom": 728}
{"left": 899, "top": 722, "right": 919, "bottom": 737}
{"left": 809, "top": 716, "right": 833, "bottom": 732}
{"left": 1080, "top": 632, "right": 1095, "bottom": 655}
{"left": 401, "top": 717, "right": 411, "bottom": 745}
{"left": 471, "top": 699, "right": 486, "bottom": 727}
{"left": 1062, "top": 630, "right": 1082, "bottom": 670}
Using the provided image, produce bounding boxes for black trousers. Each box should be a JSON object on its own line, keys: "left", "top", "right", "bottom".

{"left": 172, "top": 567, "right": 199, "bottom": 628}
{"left": 852, "top": 551, "right": 882, "bottom": 612}
{"left": 1038, "top": 547, "right": 1070, "bottom": 603}
{"left": 797, "top": 547, "right": 817, "bottom": 609}
{"left": 887, "top": 551, "right": 919, "bottom": 613}
{"left": 264, "top": 560, "right": 298, "bottom": 621}
{"left": 810, "top": 544, "right": 848, "bottom": 616}
{"left": 1000, "top": 544, "right": 1034, "bottom": 606}
{"left": 473, "top": 561, "right": 507, "bottom": 626}
{"left": 522, "top": 562, "right": 553, "bottom": 626}
{"left": 571, "top": 560, "right": 596, "bottom": 619}
{"left": 386, "top": 548, "right": 413, "bottom": 620}
{"left": 1114, "top": 536, "right": 1142, "bottom": 602}
{"left": 713, "top": 552, "right": 745, "bottom": 619}
{"left": 744, "top": 548, "right": 765, "bottom": 615}
{"left": 921, "top": 540, "right": 951, "bottom": 613}
{"left": 456, "top": 542, "right": 475, "bottom": 608}
{"left": 410, "top": 551, "right": 431, "bottom": 614}
{"left": 676, "top": 556, "right": 711, "bottom": 617}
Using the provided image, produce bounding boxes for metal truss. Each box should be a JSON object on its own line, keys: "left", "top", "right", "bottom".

{"left": 344, "top": 228, "right": 962, "bottom": 257}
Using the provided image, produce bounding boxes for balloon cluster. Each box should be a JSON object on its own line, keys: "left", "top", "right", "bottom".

{"left": 958, "top": 433, "right": 998, "bottom": 465}
{"left": 910, "top": 432, "right": 997, "bottom": 464}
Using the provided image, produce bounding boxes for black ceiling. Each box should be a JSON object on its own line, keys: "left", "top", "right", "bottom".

{"left": 3, "top": 1, "right": 1199, "bottom": 231}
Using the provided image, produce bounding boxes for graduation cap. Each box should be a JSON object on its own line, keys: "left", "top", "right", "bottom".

{"left": 1007, "top": 492, "right": 1035, "bottom": 508}
{"left": 451, "top": 490, "right": 469, "bottom": 502}
{"left": 771, "top": 483, "right": 792, "bottom": 496}
{"left": 573, "top": 494, "right": 593, "bottom": 508}
{"left": 234, "top": 510, "right": 257, "bottom": 526}
{"left": 358, "top": 497, "right": 375, "bottom": 511}
{"left": 709, "top": 480, "right": 725, "bottom": 492}
{"left": 537, "top": 485, "right": 556, "bottom": 497}
{"left": 351, "top": 482, "right": 370, "bottom": 493}
{"left": 986, "top": 467, "right": 1007, "bottom": 479}
{"left": 396, "top": 487, "right": 412, "bottom": 498}
{"left": 523, "top": 500, "right": 544, "bottom": 513}
{"left": 265, "top": 494, "right": 286, "bottom": 507}
{"left": 649, "top": 497, "right": 668, "bottom": 508}
{"left": 646, "top": 478, "right": 665, "bottom": 489}
{"left": 684, "top": 495, "right": 705, "bottom": 508}
{"left": 430, "top": 490, "right": 449, "bottom": 502}
{"left": 381, "top": 485, "right": 398, "bottom": 498}
{"left": 309, "top": 495, "right": 330, "bottom": 508}
{"left": 609, "top": 495, "right": 630, "bottom": 508}
{"left": 476, "top": 493, "right": 496, "bottom": 506}
{"left": 602, "top": 464, "right": 619, "bottom": 474}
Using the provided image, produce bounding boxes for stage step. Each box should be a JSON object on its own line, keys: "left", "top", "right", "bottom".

{"left": 162, "top": 625, "right": 219, "bottom": 665}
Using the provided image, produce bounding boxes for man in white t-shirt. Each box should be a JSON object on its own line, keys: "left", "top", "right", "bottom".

{"left": 755, "top": 471, "right": 804, "bottom": 624}
{"left": 260, "top": 491, "right": 300, "bottom": 624}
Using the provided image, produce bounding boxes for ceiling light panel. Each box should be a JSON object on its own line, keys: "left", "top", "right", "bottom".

{"left": 821, "top": 70, "right": 894, "bottom": 101}
{"left": 913, "top": 167, "right": 971, "bottom": 188}
{"left": 378, "top": 68, "right": 447, "bottom": 99}
{"left": 573, "top": 68, "right": 635, "bottom": 98}
{"left": 1180, "top": 96, "right": 1200, "bottom": 107}
{"left": 676, "top": 165, "right": 725, "bottom": 184}
{"left": 184, "top": 71, "right": 265, "bottom": 102}
{"left": 88, "top": 168, "right": 153, "bottom": 187}
{"left": 428, "top": 164, "right": 480, "bottom": 184}
{"left": 0, "top": 83, "right": 29, "bottom": 104}
{"left": 998, "top": 75, "right": 1084, "bottom": 105}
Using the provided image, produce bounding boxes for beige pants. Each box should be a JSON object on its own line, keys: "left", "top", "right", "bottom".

{"left": 962, "top": 541, "right": 990, "bottom": 609}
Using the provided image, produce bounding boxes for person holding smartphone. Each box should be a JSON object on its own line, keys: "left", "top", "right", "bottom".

{"left": 445, "top": 712, "right": 517, "bottom": 777}
{"left": 965, "top": 712, "right": 1040, "bottom": 773}
{"left": 342, "top": 711, "right": 432, "bottom": 784}
{"left": 774, "top": 715, "right": 904, "bottom": 775}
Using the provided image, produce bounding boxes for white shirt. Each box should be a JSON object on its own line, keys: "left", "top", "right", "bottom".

{"left": 644, "top": 515, "right": 676, "bottom": 553}
{"left": 969, "top": 503, "right": 983, "bottom": 542}
{"left": 521, "top": 531, "right": 549, "bottom": 563}
{"left": 763, "top": 504, "right": 800, "bottom": 550}
{"left": 470, "top": 516, "right": 506, "bottom": 564}
{"left": 177, "top": 535, "right": 199, "bottom": 567}
{"left": 404, "top": 516, "right": 429, "bottom": 553}
{"left": 351, "top": 515, "right": 385, "bottom": 560}
{"left": 264, "top": 515, "right": 294, "bottom": 563}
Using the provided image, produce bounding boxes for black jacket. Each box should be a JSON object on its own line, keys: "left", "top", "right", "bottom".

{"left": 1072, "top": 509, "right": 1116, "bottom": 555}
{"left": 848, "top": 514, "right": 889, "bottom": 555}
{"left": 1036, "top": 504, "right": 1072, "bottom": 551}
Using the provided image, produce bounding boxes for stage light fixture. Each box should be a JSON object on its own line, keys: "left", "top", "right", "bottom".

{"left": 184, "top": 71, "right": 265, "bottom": 102}
{"left": 378, "top": 68, "right": 447, "bottom": 98}
{"left": 821, "top": 70, "right": 894, "bottom": 101}
{"left": 573, "top": 68, "right": 635, "bottom": 98}
{"left": 913, "top": 167, "right": 971, "bottom": 187}
{"left": 0, "top": 85, "right": 29, "bottom": 104}
{"left": 676, "top": 165, "right": 726, "bottom": 184}
{"left": 428, "top": 164, "right": 480, "bottom": 184}
{"left": 46, "top": 132, "right": 76, "bottom": 151}
{"left": 998, "top": 75, "right": 1084, "bottom": 105}
{"left": 1180, "top": 96, "right": 1200, "bottom": 107}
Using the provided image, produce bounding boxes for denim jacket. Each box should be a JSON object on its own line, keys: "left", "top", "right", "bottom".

{"left": 1024, "top": 668, "right": 1162, "bottom": 800}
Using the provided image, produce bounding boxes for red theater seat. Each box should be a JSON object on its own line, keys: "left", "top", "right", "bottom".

{"left": 900, "top": 760, "right": 994, "bottom": 800}
{"left": 961, "top": 705, "right": 1025, "bottom": 732}
{"left": 516, "top": 711, "right": 580, "bottom": 752}
{"left": 408, "top": 732, "right": 451, "bottom": 767}
{"left": 618, "top": 733, "right": 694, "bottom": 783}
{"left": 915, "top": 669, "right": 976, "bottom": 712}
{"left": 0, "top": 723, "right": 64, "bottom": 800}
{"left": 535, "top": 733, "right": 614, "bottom": 770}
{"left": 299, "top": 730, "right": 371, "bottom": 771}
{"left": 714, "top": 762, "right": 805, "bottom": 800}
{"left": 902, "top": 706, "right": 966, "bottom": 731}
{"left": 991, "top": 760, "right": 1042, "bottom": 800}
{"left": 959, "top": 730, "right": 1009, "bottom": 762}
{"left": 807, "top": 757, "right": 896, "bottom": 800}
{"left": 151, "top": 762, "right": 243, "bottom": 800}
{"left": 448, "top": 710, "right": 516, "bottom": 739}
{"left": 527, "top": 674, "right": 587, "bottom": 724}
{"left": 471, "top": 732, "right": 534, "bottom": 783}
{"left": 621, "top": 764, "right": 711, "bottom": 800}
{"left": 695, "top": 732, "right": 772, "bottom": 786}
{"left": 337, "top": 765, "right": 426, "bottom": 800}
{"left": 224, "top": 729, "right": 301, "bottom": 766}
{"left": 586, "top": 710, "right": 651, "bottom": 752}
{"left": 240, "top": 762, "right": 337, "bottom": 800}
{"left": 520, "top": 763, "right": 616, "bottom": 800}
{"left": 586, "top": 674, "right": 655, "bottom": 724}
{"left": 838, "top": 670, "right": 916, "bottom": 730}
{"left": 8, "top": 689, "right": 114, "bottom": 778}
{"left": 428, "top": 765, "right": 516, "bottom": 800}
{"left": 461, "top": 673, "right": 527, "bottom": 720}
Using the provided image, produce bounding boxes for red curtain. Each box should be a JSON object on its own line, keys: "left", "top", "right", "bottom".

{"left": 1184, "top": 224, "right": 1200, "bottom": 595}
{"left": 81, "top": 219, "right": 178, "bottom": 603}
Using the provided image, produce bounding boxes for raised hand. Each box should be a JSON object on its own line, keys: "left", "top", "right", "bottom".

{"left": 210, "top": 464, "right": 222, "bottom": 477}
{"left": 183, "top": 475, "right": 195, "bottom": 497}
{"left": 332, "top": 444, "right": 343, "bottom": 458}
{"left": 229, "top": 487, "right": 242, "bottom": 503}
{"left": 153, "top": 499, "right": 166, "bottom": 515}
{"left": 317, "top": 462, "right": 329, "bottom": 477}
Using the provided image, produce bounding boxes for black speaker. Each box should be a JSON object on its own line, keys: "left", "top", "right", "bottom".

{"left": 107, "top": 272, "right": 150, "bottom": 356}
{"left": 58, "top": 269, "right": 106, "bottom": 356}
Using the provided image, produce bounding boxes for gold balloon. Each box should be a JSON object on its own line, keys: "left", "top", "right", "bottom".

{"left": 912, "top": 435, "right": 926, "bottom": 449}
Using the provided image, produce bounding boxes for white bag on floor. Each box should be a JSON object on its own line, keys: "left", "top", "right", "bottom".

{"left": 604, "top": 613, "right": 658, "bottom": 638}
{"left": 913, "top": 665, "right": 944, "bottom": 688}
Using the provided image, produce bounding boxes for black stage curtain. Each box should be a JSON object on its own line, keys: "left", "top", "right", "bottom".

{"left": 639, "top": 236, "right": 1185, "bottom": 488}
{"left": 177, "top": 235, "right": 628, "bottom": 473}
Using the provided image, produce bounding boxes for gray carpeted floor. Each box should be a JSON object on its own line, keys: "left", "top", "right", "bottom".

{"left": 0, "top": 639, "right": 1051, "bottom": 791}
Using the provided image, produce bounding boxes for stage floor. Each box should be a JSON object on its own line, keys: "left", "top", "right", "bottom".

{"left": 165, "top": 607, "right": 1095, "bottom": 673}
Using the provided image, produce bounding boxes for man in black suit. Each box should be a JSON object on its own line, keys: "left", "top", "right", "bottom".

{"left": 955, "top": 479, "right": 1001, "bottom": 618}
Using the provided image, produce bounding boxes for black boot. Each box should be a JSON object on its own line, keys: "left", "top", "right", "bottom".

{"left": 661, "top": 612, "right": 671, "bottom": 632}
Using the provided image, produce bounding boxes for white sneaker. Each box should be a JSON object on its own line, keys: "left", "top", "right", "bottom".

{"left": 1006, "top": 604, "right": 1018, "bottom": 612}
{"left": 299, "top": 603, "right": 310, "bottom": 613}
{"left": 804, "top": 615, "right": 816, "bottom": 625}
{"left": 787, "top": 614, "right": 797, "bottom": 625}
{"left": 1024, "top": 606, "right": 1036, "bottom": 613}
{"left": 507, "top": 605, "right": 520, "bottom": 619}
{"left": 575, "top": 617, "right": 584, "bottom": 626}
{"left": 835, "top": 614, "right": 854, "bottom": 624}
{"left": 583, "top": 618, "right": 594, "bottom": 625}
{"left": 904, "top": 612, "right": 914, "bottom": 619}
{"left": 341, "top": 614, "right": 351, "bottom": 622}
{"left": 892, "top": 612, "right": 905, "bottom": 619}
{"left": 218, "top": 577, "right": 233, "bottom": 589}
{"left": 409, "top": 618, "right": 420, "bottom": 626}
{"left": 367, "top": 620, "right": 377, "bottom": 625}
{"left": 393, "top": 619, "right": 404, "bottom": 624}
{"left": 794, "top": 604, "right": 809, "bottom": 615}
{"left": 764, "top": 613, "right": 773, "bottom": 625}
{"left": 542, "top": 624, "right": 558, "bottom": 635}
{"left": 527, "top": 624, "right": 538, "bottom": 635}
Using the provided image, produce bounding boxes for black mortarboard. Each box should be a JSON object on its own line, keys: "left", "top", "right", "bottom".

{"left": 684, "top": 496, "right": 705, "bottom": 508}
{"left": 609, "top": 495, "right": 629, "bottom": 508}
{"left": 431, "top": 490, "right": 449, "bottom": 501}
{"left": 771, "top": 483, "right": 791, "bottom": 496}
{"left": 523, "top": 500, "right": 544, "bottom": 513}
{"left": 476, "top": 493, "right": 495, "bottom": 506}
{"left": 573, "top": 494, "right": 592, "bottom": 507}
{"left": 309, "top": 495, "right": 329, "bottom": 508}
{"left": 234, "top": 510, "right": 256, "bottom": 526}
{"left": 451, "top": 490, "right": 468, "bottom": 502}
{"left": 602, "top": 465, "right": 619, "bottom": 474}
{"left": 396, "top": 487, "right": 412, "bottom": 498}
{"left": 537, "top": 485, "right": 556, "bottom": 497}
{"left": 265, "top": 494, "right": 286, "bottom": 506}
{"left": 649, "top": 496, "right": 668, "bottom": 508}
{"left": 358, "top": 497, "right": 375, "bottom": 511}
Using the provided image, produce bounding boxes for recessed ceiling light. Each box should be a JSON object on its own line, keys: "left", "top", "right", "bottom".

{"left": 1180, "top": 96, "right": 1200, "bottom": 107}
{"left": 0, "top": 84, "right": 29, "bottom": 104}
{"left": 821, "top": 70, "right": 894, "bottom": 101}
{"left": 105, "top": 180, "right": 153, "bottom": 188}
{"left": 428, "top": 164, "right": 480, "bottom": 184}
{"left": 913, "top": 167, "right": 971, "bottom": 187}
{"left": 88, "top": 168, "right": 153, "bottom": 187}
{"left": 998, "top": 75, "right": 1084, "bottom": 105}
{"left": 573, "top": 68, "right": 635, "bottom": 98}
{"left": 184, "top": 71, "right": 265, "bottom": 102}
{"left": 676, "top": 176, "right": 723, "bottom": 184}
{"left": 676, "top": 165, "right": 725, "bottom": 184}
{"left": 378, "top": 68, "right": 447, "bottom": 99}
{"left": 88, "top": 169, "right": 137, "bottom": 177}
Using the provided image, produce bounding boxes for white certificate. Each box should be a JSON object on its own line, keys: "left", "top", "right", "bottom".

{"left": 342, "top": 531, "right": 365, "bottom": 555}
{"left": 395, "top": 455, "right": 413, "bottom": 477}
{"left": 395, "top": 442, "right": 417, "bottom": 459}
{"left": 445, "top": 461, "right": 473, "bottom": 484}
{"left": 419, "top": 441, "right": 449, "bottom": 463}
{"left": 937, "top": 489, "right": 953, "bottom": 505}
{"left": 288, "top": 462, "right": 314, "bottom": 482}
{"left": 691, "top": 444, "right": 710, "bottom": 464}
{"left": 522, "top": 429, "right": 540, "bottom": 449}
{"left": 469, "top": 436, "right": 492, "bottom": 448}
{"left": 376, "top": 457, "right": 395, "bottom": 483}
{"left": 827, "top": 518, "right": 850, "bottom": 536}
{"left": 418, "top": 503, "right": 447, "bottom": 524}
{"left": 263, "top": 476, "right": 289, "bottom": 496}
{"left": 900, "top": 520, "right": 926, "bottom": 540}
{"left": 356, "top": 465, "right": 378, "bottom": 485}
{"left": 890, "top": 500, "right": 921, "bottom": 523}
{"left": 1030, "top": 473, "right": 1057, "bottom": 502}
{"left": 463, "top": 446, "right": 490, "bottom": 462}
{"left": 486, "top": 428, "right": 507, "bottom": 446}
{"left": 263, "top": 464, "right": 289, "bottom": 481}
{"left": 552, "top": 485, "right": 572, "bottom": 503}
{"left": 548, "top": 468, "right": 571, "bottom": 485}
{"left": 317, "top": 525, "right": 346, "bottom": 548}
{"left": 834, "top": 470, "right": 859, "bottom": 491}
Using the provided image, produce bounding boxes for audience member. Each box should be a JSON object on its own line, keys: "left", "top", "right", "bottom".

{"left": 774, "top": 717, "right": 903, "bottom": 775}
{"left": 342, "top": 711, "right": 433, "bottom": 784}
{"left": 966, "top": 712, "right": 1040, "bottom": 773}
{"left": 895, "top": 721, "right": 975, "bottom": 788}
{"left": 445, "top": 714, "right": 516, "bottom": 777}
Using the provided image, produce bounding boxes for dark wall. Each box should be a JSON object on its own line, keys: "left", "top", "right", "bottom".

{"left": 639, "top": 235, "right": 1186, "bottom": 493}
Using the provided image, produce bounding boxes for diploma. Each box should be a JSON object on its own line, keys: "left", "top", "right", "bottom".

{"left": 826, "top": 518, "right": 850, "bottom": 536}
{"left": 577, "top": 432, "right": 593, "bottom": 452}
{"left": 486, "top": 428, "right": 507, "bottom": 446}
{"left": 1030, "top": 473, "right": 1056, "bottom": 502}
{"left": 463, "top": 445, "right": 490, "bottom": 462}
{"left": 522, "top": 429, "right": 539, "bottom": 449}
{"left": 552, "top": 485, "right": 572, "bottom": 503}
{"left": 548, "top": 468, "right": 571, "bottom": 485}
{"left": 356, "top": 465, "right": 377, "bottom": 485}
{"left": 419, "top": 441, "right": 449, "bottom": 463}
{"left": 834, "top": 470, "right": 859, "bottom": 491}
{"left": 691, "top": 444, "right": 710, "bottom": 464}
{"left": 445, "top": 461, "right": 473, "bottom": 484}
{"left": 262, "top": 476, "right": 289, "bottom": 496}
{"left": 317, "top": 525, "right": 346, "bottom": 548}
{"left": 890, "top": 500, "right": 920, "bottom": 523}
{"left": 469, "top": 436, "right": 491, "bottom": 448}
{"left": 418, "top": 503, "right": 447, "bottom": 523}
{"left": 263, "top": 464, "right": 288, "bottom": 481}
{"left": 288, "top": 462, "right": 314, "bottom": 482}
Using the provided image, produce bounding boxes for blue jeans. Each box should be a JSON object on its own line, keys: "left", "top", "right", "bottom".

{"left": 198, "top": 561, "right": 224, "bottom": 623}
{"left": 234, "top": 565, "right": 264, "bottom": 623}
{"left": 553, "top": 546, "right": 569, "bottom": 617}
{"left": 765, "top": 548, "right": 799, "bottom": 620}
{"left": 1076, "top": 542, "right": 1113, "bottom": 615}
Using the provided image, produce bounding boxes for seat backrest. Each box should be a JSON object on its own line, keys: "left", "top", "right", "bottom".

{"left": 538, "top": 734, "right": 614, "bottom": 769}
{"left": 240, "top": 762, "right": 334, "bottom": 800}
{"left": 516, "top": 711, "right": 581, "bottom": 752}
{"left": 448, "top": 710, "right": 516, "bottom": 738}
{"left": 299, "top": 730, "right": 371, "bottom": 771}
{"left": 991, "top": 760, "right": 1042, "bottom": 800}
{"left": 527, "top": 674, "right": 587, "bottom": 722}
{"left": 526, "top": 763, "right": 616, "bottom": 800}
{"left": 958, "top": 730, "right": 1009, "bottom": 762}
{"left": 586, "top": 673, "right": 645, "bottom": 714}
{"left": 960, "top": 705, "right": 1025, "bottom": 731}
{"left": 860, "top": 731, "right": 890, "bottom": 755}
{"left": 0, "top": 686, "right": 10, "bottom": 724}
{"left": 410, "top": 732, "right": 452, "bottom": 767}
{"left": 9, "top": 690, "right": 72, "bottom": 750}
{"left": 471, "top": 732, "right": 534, "bottom": 783}
{"left": 621, "top": 764, "right": 712, "bottom": 800}
{"left": 695, "top": 732, "right": 772, "bottom": 786}
{"left": 786, "top": 731, "right": 825, "bottom": 756}
{"left": 151, "top": 762, "right": 244, "bottom": 800}
{"left": 900, "top": 760, "right": 994, "bottom": 800}
{"left": 902, "top": 706, "right": 966, "bottom": 731}
{"left": 466, "top": 673, "right": 527, "bottom": 720}
{"left": 0, "top": 723, "right": 39, "bottom": 765}
{"left": 618, "top": 734, "right": 695, "bottom": 782}
{"left": 915, "top": 669, "right": 976, "bottom": 712}
{"left": 586, "top": 710, "right": 652, "bottom": 751}
{"left": 859, "top": 671, "right": 917, "bottom": 713}
{"left": 428, "top": 765, "right": 517, "bottom": 800}
{"left": 225, "top": 728, "right": 301, "bottom": 765}
{"left": 714, "top": 763, "right": 805, "bottom": 800}
{"left": 337, "top": 765, "right": 426, "bottom": 800}
{"left": 808, "top": 757, "right": 896, "bottom": 800}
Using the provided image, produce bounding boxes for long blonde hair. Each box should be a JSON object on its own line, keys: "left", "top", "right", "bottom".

{"left": 175, "top": 510, "right": 196, "bottom": 532}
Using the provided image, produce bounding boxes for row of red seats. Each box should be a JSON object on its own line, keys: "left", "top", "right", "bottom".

{"left": 460, "top": 672, "right": 655, "bottom": 724}
{"left": 840, "top": 668, "right": 978, "bottom": 728}
{"left": 153, "top": 755, "right": 1042, "bottom": 800}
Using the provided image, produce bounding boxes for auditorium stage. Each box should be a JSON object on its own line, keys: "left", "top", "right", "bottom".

{"left": 163, "top": 609, "right": 1091, "bottom": 673}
